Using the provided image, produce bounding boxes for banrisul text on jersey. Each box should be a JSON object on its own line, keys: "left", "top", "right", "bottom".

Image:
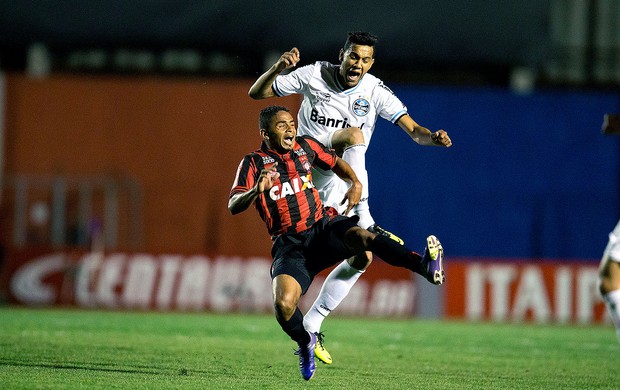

{"left": 309, "top": 108, "right": 355, "bottom": 129}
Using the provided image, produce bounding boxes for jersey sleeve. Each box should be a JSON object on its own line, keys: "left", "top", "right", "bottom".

{"left": 299, "top": 136, "right": 337, "bottom": 170}
{"left": 374, "top": 80, "right": 408, "bottom": 125}
{"left": 229, "top": 154, "right": 258, "bottom": 198}
{"left": 272, "top": 63, "right": 315, "bottom": 97}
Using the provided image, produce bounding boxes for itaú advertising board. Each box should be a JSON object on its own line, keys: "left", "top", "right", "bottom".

{"left": 0, "top": 249, "right": 415, "bottom": 317}
{"left": 444, "top": 259, "right": 608, "bottom": 324}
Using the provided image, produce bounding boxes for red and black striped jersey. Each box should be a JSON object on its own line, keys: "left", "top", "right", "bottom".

{"left": 230, "top": 135, "right": 337, "bottom": 238}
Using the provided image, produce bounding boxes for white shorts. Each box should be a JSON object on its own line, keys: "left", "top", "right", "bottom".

{"left": 604, "top": 219, "right": 620, "bottom": 263}
{"left": 307, "top": 131, "right": 350, "bottom": 214}
{"left": 311, "top": 131, "right": 334, "bottom": 150}
{"left": 312, "top": 166, "right": 348, "bottom": 213}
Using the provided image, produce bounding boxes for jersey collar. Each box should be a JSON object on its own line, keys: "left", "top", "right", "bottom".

{"left": 333, "top": 65, "right": 363, "bottom": 94}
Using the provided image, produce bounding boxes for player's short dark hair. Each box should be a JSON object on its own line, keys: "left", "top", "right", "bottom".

{"left": 259, "top": 105, "right": 290, "bottom": 132}
{"left": 344, "top": 31, "right": 378, "bottom": 52}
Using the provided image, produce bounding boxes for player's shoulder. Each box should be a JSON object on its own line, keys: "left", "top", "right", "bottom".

{"left": 296, "top": 134, "right": 317, "bottom": 145}
{"left": 293, "top": 61, "right": 327, "bottom": 74}
{"left": 296, "top": 135, "right": 324, "bottom": 149}
{"left": 246, "top": 149, "right": 273, "bottom": 165}
{"left": 306, "top": 61, "right": 335, "bottom": 77}
{"left": 316, "top": 60, "right": 335, "bottom": 69}
{"left": 363, "top": 72, "right": 396, "bottom": 94}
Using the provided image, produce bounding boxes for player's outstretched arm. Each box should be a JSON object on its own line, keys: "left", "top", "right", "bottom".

{"left": 248, "top": 48, "right": 300, "bottom": 99}
{"left": 397, "top": 114, "right": 452, "bottom": 147}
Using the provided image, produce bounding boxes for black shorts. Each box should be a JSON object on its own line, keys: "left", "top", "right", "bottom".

{"left": 270, "top": 215, "right": 359, "bottom": 294}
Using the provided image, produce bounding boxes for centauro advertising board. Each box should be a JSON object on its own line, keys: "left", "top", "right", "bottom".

{"left": 1, "top": 249, "right": 415, "bottom": 317}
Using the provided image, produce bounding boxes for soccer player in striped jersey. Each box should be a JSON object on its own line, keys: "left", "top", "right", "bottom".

{"left": 228, "top": 105, "right": 444, "bottom": 380}
{"left": 249, "top": 31, "right": 450, "bottom": 363}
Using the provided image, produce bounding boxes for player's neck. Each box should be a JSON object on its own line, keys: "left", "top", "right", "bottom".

{"left": 334, "top": 69, "right": 355, "bottom": 91}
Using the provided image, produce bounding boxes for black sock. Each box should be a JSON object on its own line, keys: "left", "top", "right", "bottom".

{"left": 276, "top": 307, "right": 310, "bottom": 345}
{"left": 368, "top": 234, "right": 423, "bottom": 274}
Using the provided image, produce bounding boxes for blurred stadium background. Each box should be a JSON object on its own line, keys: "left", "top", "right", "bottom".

{"left": 0, "top": 1, "right": 618, "bottom": 324}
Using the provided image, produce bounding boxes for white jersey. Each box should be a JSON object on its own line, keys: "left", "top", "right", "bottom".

{"left": 272, "top": 61, "right": 408, "bottom": 215}
{"left": 272, "top": 61, "right": 407, "bottom": 148}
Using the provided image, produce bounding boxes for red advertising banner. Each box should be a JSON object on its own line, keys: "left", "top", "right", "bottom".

{"left": 1, "top": 250, "right": 609, "bottom": 324}
{"left": 0, "top": 248, "right": 415, "bottom": 317}
{"left": 444, "top": 259, "right": 608, "bottom": 324}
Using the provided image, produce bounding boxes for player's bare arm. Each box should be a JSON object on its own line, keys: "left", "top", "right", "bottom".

{"left": 248, "top": 48, "right": 301, "bottom": 99}
{"left": 397, "top": 114, "right": 452, "bottom": 147}
{"left": 330, "top": 157, "right": 362, "bottom": 215}
{"left": 228, "top": 164, "right": 280, "bottom": 214}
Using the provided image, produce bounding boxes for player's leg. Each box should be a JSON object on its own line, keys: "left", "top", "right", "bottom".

{"left": 303, "top": 252, "right": 371, "bottom": 364}
{"left": 333, "top": 127, "right": 404, "bottom": 243}
{"left": 303, "top": 161, "right": 372, "bottom": 364}
{"left": 271, "top": 240, "right": 317, "bottom": 380}
{"left": 332, "top": 127, "right": 374, "bottom": 227}
{"left": 319, "top": 218, "right": 445, "bottom": 292}
{"left": 272, "top": 274, "right": 305, "bottom": 340}
{"left": 598, "top": 221, "right": 620, "bottom": 343}
{"left": 272, "top": 274, "right": 316, "bottom": 380}
{"left": 343, "top": 225, "right": 445, "bottom": 285}
{"left": 302, "top": 214, "right": 375, "bottom": 365}
{"left": 304, "top": 253, "right": 371, "bottom": 335}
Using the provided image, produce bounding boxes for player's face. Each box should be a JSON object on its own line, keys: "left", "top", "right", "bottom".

{"left": 264, "top": 111, "right": 297, "bottom": 153}
{"left": 338, "top": 44, "right": 375, "bottom": 88}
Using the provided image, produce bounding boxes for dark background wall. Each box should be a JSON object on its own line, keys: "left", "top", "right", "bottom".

{"left": 2, "top": 75, "right": 618, "bottom": 260}
{"left": 1, "top": 1, "right": 619, "bottom": 260}
{"left": 0, "top": 1, "right": 549, "bottom": 76}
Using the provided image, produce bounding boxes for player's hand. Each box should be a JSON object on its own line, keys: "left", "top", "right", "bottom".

{"left": 257, "top": 163, "right": 280, "bottom": 193}
{"left": 431, "top": 130, "right": 452, "bottom": 147}
{"left": 602, "top": 114, "right": 620, "bottom": 134}
{"left": 276, "top": 47, "right": 300, "bottom": 71}
{"left": 340, "top": 181, "right": 362, "bottom": 216}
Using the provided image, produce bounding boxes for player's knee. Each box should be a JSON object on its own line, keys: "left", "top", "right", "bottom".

{"left": 598, "top": 259, "right": 620, "bottom": 296}
{"left": 332, "top": 127, "right": 366, "bottom": 154}
{"left": 343, "top": 226, "right": 374, "bottom": 252}
{"left": 349, "top": 252, "right": 372, "bottom": 271}
{"left": 345, "top": 127, "right": 365, "bottom": 146}
{"left": 599, "top": 270, "right": 615, "bottom": 296}
{"left": 273, "top": 294, "right": 297, "bottom": 320}
{"left": 599, "top": 276, "right": 611, "bottom": 296}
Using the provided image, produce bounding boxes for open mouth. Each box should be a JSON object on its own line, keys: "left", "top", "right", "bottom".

{"left": 346, "top": 68, "right": 361, "bottom": 83}
{"left": 283, "top": 135, "right": 294, "bottom": 147}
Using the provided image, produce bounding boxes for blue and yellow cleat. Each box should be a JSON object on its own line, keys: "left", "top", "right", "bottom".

{"left": 313, "top": 332, "right": 332, "bottom": 365}
{"left": 295, "top": 332, "right": 316, "bottom": 380}
{"left": 368, "top": 224, "right": 404, "bottom": 245}
{"left": 422, "top": 235, "right": 445, "bottom": 285}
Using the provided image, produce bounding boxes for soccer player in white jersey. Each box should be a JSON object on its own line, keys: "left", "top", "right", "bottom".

{"left": 600, "top": 219, "right": 620, "bottom": 343}
{"left": 598, "top": 113, "right": 620, "bottom": 343}
{"left": 249, "top": 31, "right": 451, "bottom": 363}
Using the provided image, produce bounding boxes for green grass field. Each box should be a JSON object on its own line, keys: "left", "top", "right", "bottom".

{"left": 0, "top": 307, "right": 617, "bottom": 389}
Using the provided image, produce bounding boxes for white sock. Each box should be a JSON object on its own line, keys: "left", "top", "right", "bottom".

{"left": 341, "top": 143, "right": 374, "bottom": 228}
{"left": 354, "top": 199, "right": 375, "bottom": 229}
{"left": 303, "top": 260, "right": 364, "bottom": 333}
{"left": 603, "top": 289, "right": 620, "bottom": 342}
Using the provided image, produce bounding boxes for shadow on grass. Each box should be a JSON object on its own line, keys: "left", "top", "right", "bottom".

{"left": 0, "top": 358, "right": 196, "bottom": 376}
